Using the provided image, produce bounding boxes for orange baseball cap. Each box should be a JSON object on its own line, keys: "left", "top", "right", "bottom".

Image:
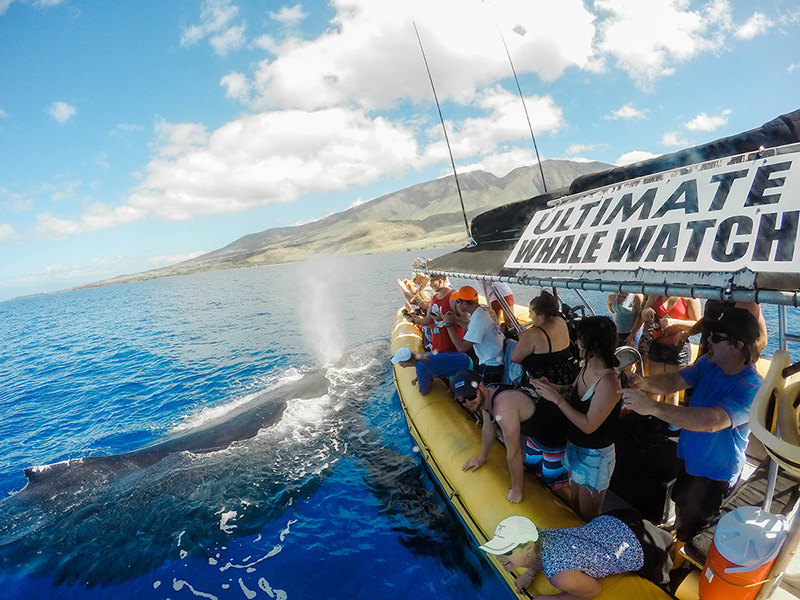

{"left": 452, "top": 285, "right": 478, "bottom": 302}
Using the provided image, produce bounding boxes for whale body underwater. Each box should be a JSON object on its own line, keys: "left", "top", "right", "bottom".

{"left": 0, "top": 370, "right": 333, "bottom": 585}
{"left": 21, "top": 371, "right": 331, "bottom": 492}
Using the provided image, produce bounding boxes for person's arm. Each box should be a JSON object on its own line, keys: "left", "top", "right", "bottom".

{"left": 463, "top": 412, "right": 497, "bottom": 472}
{"left": 510, "top": 327, "right": 537, "bottom": 364}
{"left": 606, "top": 294, "right": 616, "bottom": 315}
{"left": 737, "top": 301, "right": 768, "bottom": 353}
{"left": 541, "top": 570, "right": 602, "bottom": 600}
{"left": 409, "top": 303, "right": 435, "bottom": 327}
{"left": 544, "top": 374, "right": 618, "bottom": 435}
{"left": 443, "top": 311, "right": 474, "bottom": 353}
{"left": 495, "top": 398, "right": 525, "bottom": 503}
{"left": 529, "top": 377, "right": 573, "bottom": 402}
{"left": 620, "top": 389, "right": 732, "bottom": 432}
{"left": 624, "top": 370, "right": 687, "bottom": 395}
{"left": 397, "top": 279, "right": 415, "bottom": 302}
{"left": 640, "top": 295, "right": 656, "bottom": 324}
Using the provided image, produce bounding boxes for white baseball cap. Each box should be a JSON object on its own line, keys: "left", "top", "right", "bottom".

{"left": 391, "top": 347, "right": 413, "bottom": 364}
{"left": 479, "top": 516, "right": 539, "bottom": 554}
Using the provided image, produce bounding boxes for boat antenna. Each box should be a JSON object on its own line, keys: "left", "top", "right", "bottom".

{"left": 413, "top": 22, "right": 476, "bottom": 246}
{"left": 498, "top": 27, "right": 548, "bottom": 193}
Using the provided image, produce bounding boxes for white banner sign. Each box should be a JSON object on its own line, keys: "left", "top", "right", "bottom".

{"left": 505, "top": 149, "right": 800, "bottom": 273}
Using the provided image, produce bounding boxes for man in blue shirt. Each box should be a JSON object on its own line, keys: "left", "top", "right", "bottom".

{"left": 620, "top": 307, "right": 763, "bottom": 543}
{"left": 390, "top": 346, "right": 472, "bottom": 396}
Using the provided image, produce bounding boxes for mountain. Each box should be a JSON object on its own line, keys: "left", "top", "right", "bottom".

{"left": 79, "top": 159, "right": 612, "bottom": 289}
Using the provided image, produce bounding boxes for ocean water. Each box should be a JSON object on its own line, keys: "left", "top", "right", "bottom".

{"left": 1, "top": 249, "right": 796, "bottom": 600}
{"left": 0, "top": 251, "right": 508, "bottom": 600}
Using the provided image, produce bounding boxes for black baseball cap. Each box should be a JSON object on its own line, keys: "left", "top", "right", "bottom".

{"left": 452, "top": 370, "right": 482, "bottom": 399}
{"left": 709, "top": 307, "right": 759, "bottom": 345}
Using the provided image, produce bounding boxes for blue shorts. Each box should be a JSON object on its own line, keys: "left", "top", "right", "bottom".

{"left": 563, "top": 443, "right": 615, "bottom": 492}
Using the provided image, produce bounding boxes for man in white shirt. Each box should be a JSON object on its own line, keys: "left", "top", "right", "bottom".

{"left": 442, "top": 285, "right": 505, "bottom": 384}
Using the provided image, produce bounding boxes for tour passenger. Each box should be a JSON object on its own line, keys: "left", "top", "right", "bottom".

{"left": 474, "top": 280, "right": 515, "bottom": 327}
{"left": 639, "top": 295, "right": 701, "bottom": 404}
{"left": 479, "top": 514, "right": 672, "bottom": 597}
{"left": 530, "top": 316, "right": 622, "bottom": 521}
{"left": 405, "top": 274, "right": 464, "bottom": 354}
{"left": 454, "top": 370, "right": 565, "bottom": 502}
{"left": 390, "top": 347, "right": 472, "bottom": 396}
{"left": 397, "top": 267, "right": 432, "bottom": 312}
{"left": 510, "top": 291, "right": 578, "bottom": 489}
{"left": 442, "top": 285, "right": 505, "bottom": 384}
{"left": 606, "top": 292, "right": 644, "bottom": 348}
{"left": 619, "top": 307, "right": 763, "bottom": 545}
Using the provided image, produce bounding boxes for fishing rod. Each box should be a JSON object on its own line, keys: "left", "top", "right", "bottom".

{"left": 413, "top": 22, "right": 477, "bottom": 247}
{"left": 498, "top": 27, "right": 548, "bottom": 193}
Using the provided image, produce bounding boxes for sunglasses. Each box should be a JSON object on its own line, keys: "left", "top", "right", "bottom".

{"left": 456, "top": 393, "right": 478, "bottom": 405}
{"left": 709, "top": 332, "right": 735, "bottom": 344}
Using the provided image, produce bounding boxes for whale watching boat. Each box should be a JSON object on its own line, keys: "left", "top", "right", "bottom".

{"left": 392, "top": 108, "right": 800, "bottom": 599}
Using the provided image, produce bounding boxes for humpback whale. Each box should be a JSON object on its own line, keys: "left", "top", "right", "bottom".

{"left": 0, "top": 342, "right": 487, "bottom": 590}
{"left": 21, "top": 371, "right": 330, "bottom": 491}
{"left": 0, "top": 369, "right": 332, "bottom": 585}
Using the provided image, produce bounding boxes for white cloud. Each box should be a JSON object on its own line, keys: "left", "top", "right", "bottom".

{"left": 616, "top": 150, "right": 660, "bottom": 166}
{"left": 439, "top": 88, "right": 562, "bottom": 161}
{"left": 566, "top": 143, "right": 610, "bottom": 156}
{"left": 35, "top": 203, "right": 145, "bottom": 239}
{"left": 595, "top": 0, "right": 728, "bottom": 89}
{"left": 790, "top": 62, "right": 800, "bottom": 74}
{"left": 269, "top": 4, "right": 309, "bottom": 26}
{"left": 684, "top": 109, "right": 731, "bottom": 131}
{"left": 149, "top": 250, "right": 206, "bottom": 266}
{"left": 211, "top": 24, "right": 246, "bottom": 56}
{"left": 125, "top": 108, "right": 420, "bottom": 222}
{"left": 249, "top": 0, "right": 595, "bottom": 111}
{"left": 0, "top": 223, "right": 18, "bottom": 242}
{"left": 606, "top": 104, "right": 646, "bottom": 120}
{"left": 0, "top": 107, "right": 7, "bottom": 118}
{"left": 180, "top": 0, "right": 244, "bottom": 56}
{"left": 47, "top": 101, "right": 77, "bottom": 125}
{"left": 51, "top": 179, "right": 81, "bottom": 201}
{"left": 111, "top": 122, "right": 144, "bottom": 136}
{"left": 661, "top": 131, "right": 690, "bottom": 147}
{"left": 150, "top": 119, "right": 210, "bottom": 158}
{"left": 0, "top": 0, "right": 64, "bottom": 15}
{"left": 735, "top": 12, "right": 773, "bottom": 39}
{"left": 459, "top": 148, "right": 542, "bottom": 178}
{"left": 221, "top": 72, "right": 251, "bottom": 102}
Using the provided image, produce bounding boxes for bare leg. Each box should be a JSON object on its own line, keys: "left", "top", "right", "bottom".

{"left": 571, "top": 482, "right": 606, "bottom": 521}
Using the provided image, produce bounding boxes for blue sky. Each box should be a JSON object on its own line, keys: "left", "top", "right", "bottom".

{"left": 1, "top": 0, "right": 799, "bottom": 301}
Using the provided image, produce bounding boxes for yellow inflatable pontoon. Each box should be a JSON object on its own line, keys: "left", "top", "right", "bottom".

{"left": 391, "top": 309, "right": 672, "bottom": 599}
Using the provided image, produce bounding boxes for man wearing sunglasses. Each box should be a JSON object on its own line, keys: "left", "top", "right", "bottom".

{"left": 619, "top": 307, "right": 762, "bottom": 546}
{"left": 454, "top": 370, "right": 567, "bottom": 504}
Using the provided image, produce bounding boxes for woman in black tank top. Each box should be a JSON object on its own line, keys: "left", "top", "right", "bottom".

{"left": 511, "top": 291, "right": 578, "bottom": 387}
{"left": 529, "top": 316, "right": 621, "bottom": 521}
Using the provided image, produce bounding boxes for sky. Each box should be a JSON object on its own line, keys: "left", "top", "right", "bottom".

{"left": 1, "top": 0, "right": 799, "bottom": 301}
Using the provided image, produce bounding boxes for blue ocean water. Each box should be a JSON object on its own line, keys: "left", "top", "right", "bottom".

{"left": 0, "top": 251, "right": 508, "bottom": 600}
{"left": 1, "top": 249, "right": 796, "bottom": 600}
